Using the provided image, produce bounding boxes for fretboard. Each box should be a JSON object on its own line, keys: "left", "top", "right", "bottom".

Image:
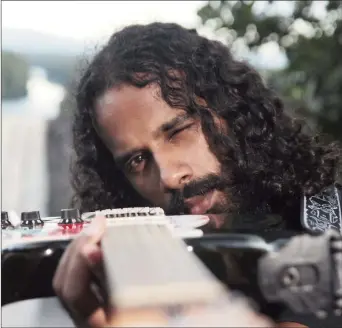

{"left": 101, "top": 215, "right": 224, "bottom": 310}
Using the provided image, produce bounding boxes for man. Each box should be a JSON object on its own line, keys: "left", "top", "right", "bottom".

{"left": 53, "top": 23, "right": 341, "bottom": 327}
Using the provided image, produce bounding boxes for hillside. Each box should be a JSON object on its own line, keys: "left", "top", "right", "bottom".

{"left": 2, "top": 28, "right": 99, "bottom": 86}
{"left": 2, "top": 28, "right": 86, "bottom": 56}
{"left": 2, "top": 51, "right": 29, "bottom": 99}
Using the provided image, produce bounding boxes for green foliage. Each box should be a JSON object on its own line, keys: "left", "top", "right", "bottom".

{"left": 2, "top": 51, "right": 29, "bottom": 99}
{"left": 198, "top": 0, "right": 342, "bottom": 141}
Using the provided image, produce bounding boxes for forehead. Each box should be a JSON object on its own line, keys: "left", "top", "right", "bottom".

{"left": 95, "top": 84, "right": 184, "bottom": 152}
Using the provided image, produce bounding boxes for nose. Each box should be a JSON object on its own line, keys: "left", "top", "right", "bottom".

{"left": 157, "top": 156, "right": 193, "bottom": 190}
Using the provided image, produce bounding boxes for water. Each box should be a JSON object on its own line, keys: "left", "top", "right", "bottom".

{"left": 2, "top": 66, "right": 66, "bottom": 217}
{"left": 2, "top": 66, "right": 65, "bottom": 119}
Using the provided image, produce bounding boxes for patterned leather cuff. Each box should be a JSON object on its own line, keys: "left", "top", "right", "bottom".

{"left": 301, "top": 183, "right": 342, "bottom": 234}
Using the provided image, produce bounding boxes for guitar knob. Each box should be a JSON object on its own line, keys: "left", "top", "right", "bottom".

{"left": 20, "top": 211, "right": 44, "bottom": 228}
{"left": 59, "top": 208, "right": 83, "bottom": 224}
{"left": 1, "top": 211, "right": 13, "bottom": 229}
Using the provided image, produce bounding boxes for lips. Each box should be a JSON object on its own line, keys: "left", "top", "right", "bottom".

{"left": 184, "top": 190, "right": 215, "bottom": 215}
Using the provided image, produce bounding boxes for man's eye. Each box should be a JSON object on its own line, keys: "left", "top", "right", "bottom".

{"left": 169, "top": 124, "right": 193, "bottom": 140}
{"left": 126, "top": 154, "right": 146, "bottom": 173}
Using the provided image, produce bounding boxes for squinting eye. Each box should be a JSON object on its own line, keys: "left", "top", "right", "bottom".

{"left": 169, "top": 124, "right": 194, "bottom": 140}
{"left": 126, "top": 154, "right": 146, "bottom": 173}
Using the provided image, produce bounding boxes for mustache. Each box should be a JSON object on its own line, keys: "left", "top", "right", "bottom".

{"left": 165, "top": 174, "right": 228, "bottom": 215}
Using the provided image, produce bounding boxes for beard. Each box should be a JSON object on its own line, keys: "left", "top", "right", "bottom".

{"left": 164, "top": 163, "right": 285, "bottom": 234}
{"left": 165, "top": 172, "right": 232, "bottom": 215}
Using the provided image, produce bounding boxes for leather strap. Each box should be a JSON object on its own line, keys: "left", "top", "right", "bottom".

{"left": 301, "top": 183, "right": 342, "bottom": 234}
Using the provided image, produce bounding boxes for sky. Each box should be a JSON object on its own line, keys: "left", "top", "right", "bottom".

{"left": 2, "top": 0, "right": 300, "bottom": 69}
{"left": 2, "top": 1, "right": 205, "bottom": 42}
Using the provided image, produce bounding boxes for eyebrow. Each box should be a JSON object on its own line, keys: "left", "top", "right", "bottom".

{"left": 114, "top": 113, "right": 192, "bottom": 167}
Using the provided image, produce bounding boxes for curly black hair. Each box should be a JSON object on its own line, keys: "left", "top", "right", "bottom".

{"left": 72, "top": 22, "right": 340, "bottom": 229}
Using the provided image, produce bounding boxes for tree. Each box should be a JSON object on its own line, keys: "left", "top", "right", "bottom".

{"left": 197, "top": 0, "right": 342, "bottom": 141}
{"left": 2, "top": 51, "right": 29, "bottom": 99}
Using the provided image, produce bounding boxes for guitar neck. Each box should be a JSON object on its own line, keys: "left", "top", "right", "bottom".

{"left": 101, "top": 213, "right": 273, "bottom": 327}
{"left": 101, "top": 216, "right": 223, "bottom": 309}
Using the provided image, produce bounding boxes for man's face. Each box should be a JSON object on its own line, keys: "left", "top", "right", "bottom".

{"left": 95, "top": 84, "right": 231, "bottom": 227}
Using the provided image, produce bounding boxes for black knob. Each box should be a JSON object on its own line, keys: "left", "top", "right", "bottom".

{"left": 59, "top": 208, "right": 83, "bottom": 224}
{"left": 1, "top": 211, "right": 13, "bottom": 229}
{"left": 20, "top": 211, "right": 44, "bottom": 228}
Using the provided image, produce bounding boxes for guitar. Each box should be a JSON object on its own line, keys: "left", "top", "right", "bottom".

{"left": 2, "top": 207, "right": 275, "bottom": 327}
{"left": 2, "top": 206, "right": 340, "bottom": 327}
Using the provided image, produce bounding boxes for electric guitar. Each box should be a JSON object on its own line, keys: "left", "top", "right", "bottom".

{"left": 2, "top": 193, "right": 342, "bottom": 327}
{"left": 2, "top": 207, "right": 273, "bottom": 326}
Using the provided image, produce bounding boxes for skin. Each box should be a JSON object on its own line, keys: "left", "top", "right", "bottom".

{"left": 53, "top": 84, "right": 308, "bottom": 327}
{"left": 95, "top": 84, "right": 228, "bottom": 215}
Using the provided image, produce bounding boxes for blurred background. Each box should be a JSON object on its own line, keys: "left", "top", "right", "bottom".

{"left": 2, "top": 0, "right": 342, "bottom": 217}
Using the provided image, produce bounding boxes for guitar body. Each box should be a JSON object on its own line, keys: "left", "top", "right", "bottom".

{"left": 2, "top": 220, "right": 87, "bottom": 305}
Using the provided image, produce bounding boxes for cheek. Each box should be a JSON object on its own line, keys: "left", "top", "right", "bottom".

{"left": 187, "top": 134, "right": 221, "bottom": 172}
{"left": 170, "top": 123, "right": 221, "bottom": 173}
{"left": 126, "top": 174, "right": 166, "bottom": 207}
